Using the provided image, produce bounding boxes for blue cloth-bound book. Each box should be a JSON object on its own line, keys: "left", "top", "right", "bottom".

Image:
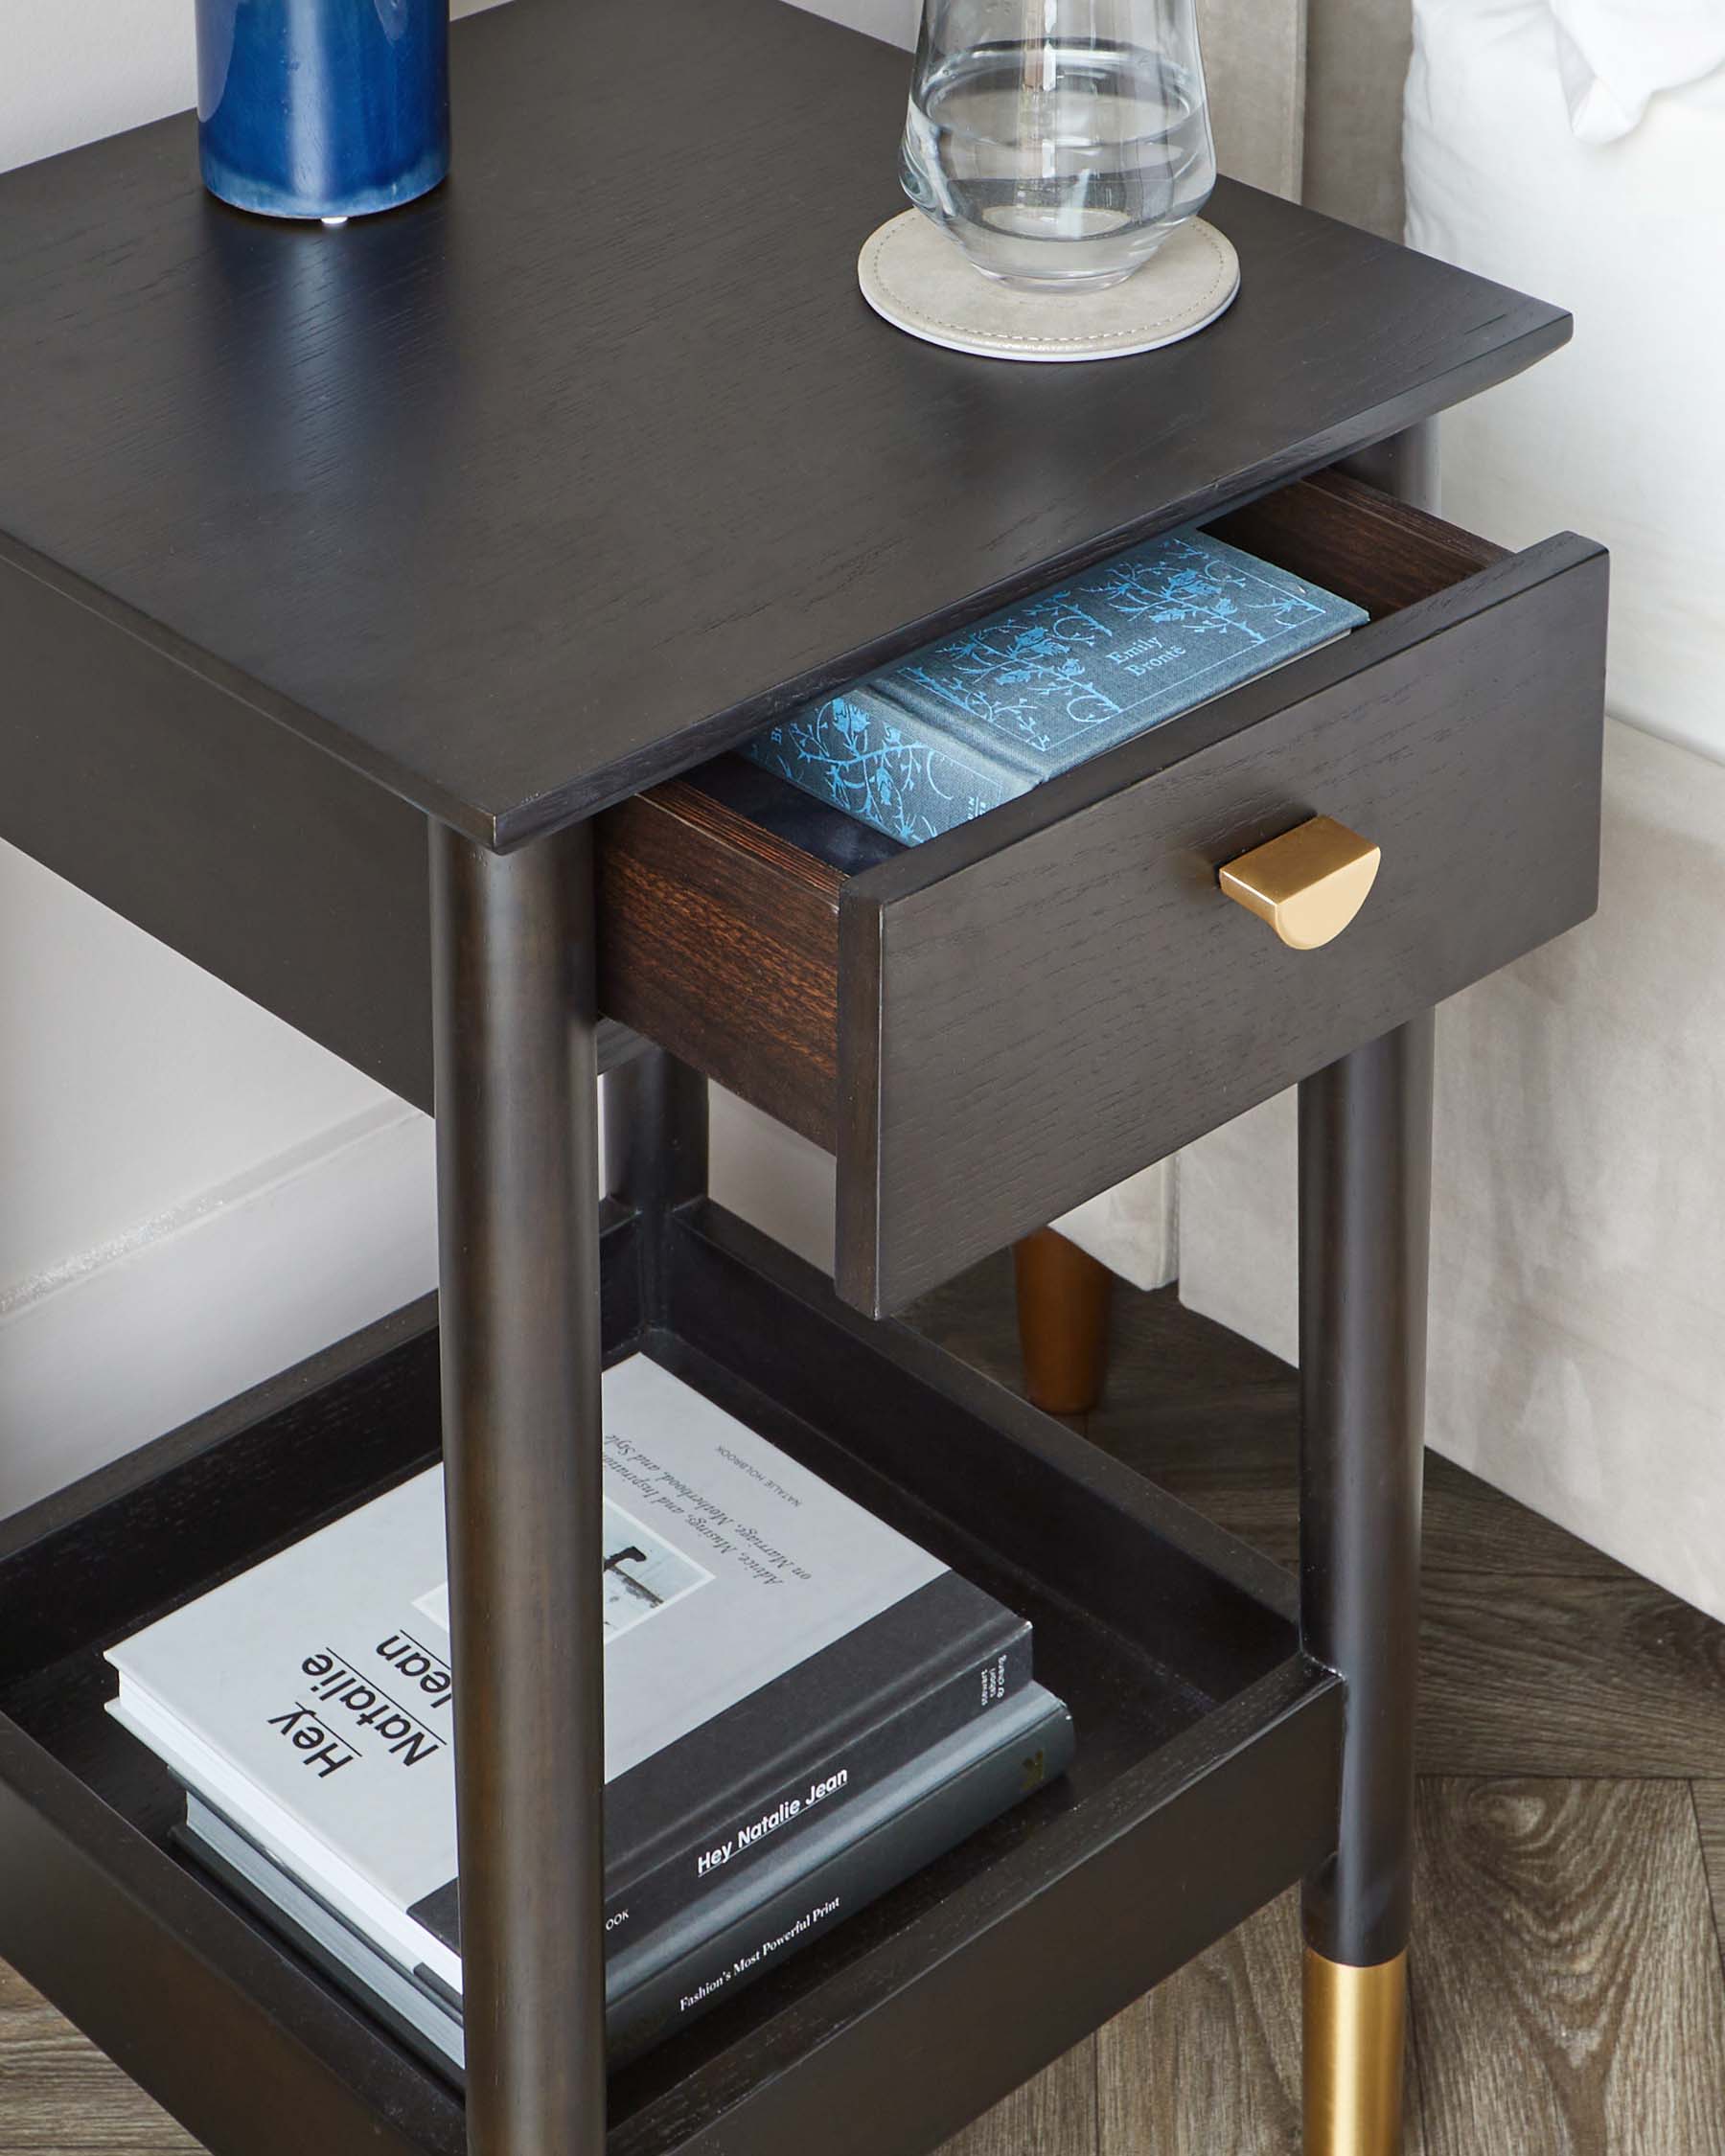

{"left": 744, "top": 527, "right": 1369, "bottom": 845}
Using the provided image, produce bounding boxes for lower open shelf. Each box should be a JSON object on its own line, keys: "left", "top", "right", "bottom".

{"left": 0, "top": 1203, "right": 1340, "bottom": 2156}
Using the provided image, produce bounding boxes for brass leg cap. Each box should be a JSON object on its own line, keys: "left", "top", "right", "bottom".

{"left": 1302, "top": 1947, "right": 1407, "bottom": 2156}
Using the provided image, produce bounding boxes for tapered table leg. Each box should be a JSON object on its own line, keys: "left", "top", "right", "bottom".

{"left": 605, "top": 1046, "right": 709, "bottom": 1325}
{"left": 1013, "top": 1228, "right": 1111, "bottom": 1415}
{"left": 1298, "top": 1013, "right": 1434, "bottom": 2156}
{"left": 431, "top": 822, "right": 606, "bottom": 2156}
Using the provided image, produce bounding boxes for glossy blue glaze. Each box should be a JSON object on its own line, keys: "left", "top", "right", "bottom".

{"left": 196, "top": 0, "right": 450, "bottom": 219}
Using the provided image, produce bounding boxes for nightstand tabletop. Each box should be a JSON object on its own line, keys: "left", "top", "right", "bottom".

{"left": 0, "top": 0, "right": 1567, "bottom": 848}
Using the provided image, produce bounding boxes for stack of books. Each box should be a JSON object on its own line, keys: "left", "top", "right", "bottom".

{"left": 746, "top": 522, "right": 1368, "bottom": 844}
{"left": 104, "top": 1354, "right": 1071, "bottom": 2074}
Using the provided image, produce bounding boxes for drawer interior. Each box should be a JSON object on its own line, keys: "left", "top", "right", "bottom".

{"left": 595, "top": 470, "right": 1506, "bottom": 1153}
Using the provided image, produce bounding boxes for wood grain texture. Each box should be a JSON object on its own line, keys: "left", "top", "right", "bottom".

{"left": 912, "top": 1255, "right": 1637, "bottom": 1584}
{"left": 938, "top": 2039, "right": 1097, "bottom": 2156}
{"left": 1416, "top": 1577, "right": 1725, "bottom": 1779}
{"left": 1095, "top": 1888, "right": 1427, "bottom": 2156}
{"left": 1097, "top": 1782, "right": 1725, "bottom": 2156}
{"left": 1098, "top": 1889, "right": 1301, "bottom": 2156}
{"left": 1410, "top": 1779, "right": 1725, "bottom": 2155}
{"left": 1693, "top": 1783, "right": 1725, "bottom": 1981}
{"left": 0, "top": 1962, "right": 199, "bottom": 2153}
{"left": 0, "top": 1982, "right": 1095, "bottom": 2156}
{"left": 590, "top": 476, "right": 1561, "bottom": 1259}
{"left": 0, "top": 0, "right": 1570, "bottom": 843}
{"left": 840, "top": 537, "right": 1606, "bottom": 1311}
{"left": 1142, "top": 1451, "right": 1643, "bottom": 1585}
{"left": 1089, "top": 1285, "right": 1635, "bottom": 1584}
{"left": 915, "top": 1266, "right": 1725, "bottom": 1783}
{"left": 1210, "top": 470, "right": 1503, "bottom": 621}
{"left": 13, "top": 1778, "right": 1724, "bottom": 2156}
{"left": 598, "top": 784, "right": 840, "bottom": 1147}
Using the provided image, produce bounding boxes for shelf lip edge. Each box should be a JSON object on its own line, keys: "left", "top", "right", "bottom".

{"left": 0, "top": 1710, "right": 458, "bottom": 2156}
{"left": 0, "top": 1654, "right": 1341, "bottom": 2156}
{"left": 610, "top": 1651, "right": 1344, "bottom": 2156}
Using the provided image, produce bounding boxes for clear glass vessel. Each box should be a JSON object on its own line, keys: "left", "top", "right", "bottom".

{"left": 900, "top": 0, "right": 1216, "bottom": 292}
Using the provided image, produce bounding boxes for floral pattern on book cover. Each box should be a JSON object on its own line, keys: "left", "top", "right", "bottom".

{"left": 755, "top": 536, "right": 1328, "bottom": 844}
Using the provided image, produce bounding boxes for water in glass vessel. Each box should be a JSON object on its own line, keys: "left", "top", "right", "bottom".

{"left": 900, "top": 3, "right": 1215, "bottom": 292}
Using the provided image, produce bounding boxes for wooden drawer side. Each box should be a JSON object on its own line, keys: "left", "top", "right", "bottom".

{"left": 597, "top": 784, "right": 841, "bottom": 1147}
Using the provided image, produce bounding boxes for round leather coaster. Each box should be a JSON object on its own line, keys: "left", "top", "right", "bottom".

{"left": 857, "top": 209, "right": 1239, "bottom": 363}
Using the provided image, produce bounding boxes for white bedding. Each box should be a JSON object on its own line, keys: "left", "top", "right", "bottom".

{"left": 1178, "top": 3, "right": 1725, "bottom": 1621}
{"left": 1406, "top": 0, "right": 1725, "bottom": 761}
{"left": 1548, "top": 0, "right": 1725, "bottom": 140}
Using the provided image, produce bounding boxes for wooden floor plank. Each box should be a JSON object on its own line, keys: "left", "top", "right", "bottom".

{"left": 916, "top": 1270, "right": 1725, "bottom": 1785}
{"left": 1097, "top": 1893, "right": 1299, "bottom": 2156}
{"left": 1692, "top": 1782, "right": 1725, "bottom": 1980}
{"left": 1094, "top": 1887, "right": 1424, "bottom": 2156}
{"left": 1416, "top": 1577, "right": 1725, "bottom": 1778}
{"left": 1088, "top": 1283, "right": 1638, "bottom": 1581}
{"left": 937, "top": 2037, "right": 1097, "bottom": 2156}
{"left": 907, "top": 1255, "right": 1046, "bottom": 1415}
{"left": 1097, "top": 1889, "right": 1300, "bottom": 2156}
{"left": 911, "top": 1265, "right": 1636, "bottom": 1582}
{"left": 1411, "top": 1778, "right": 1725, "bottom": 2156}
{"left": 0, "top": 1990, "right": 196, "bottom": 2151}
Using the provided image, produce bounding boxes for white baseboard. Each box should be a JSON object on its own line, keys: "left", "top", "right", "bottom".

{"left": 0, "top": 1073, "right": 776, "bottom": 1526}
{"left": 0, "top": 1064, "right": 1170, "bottom": 1527}
{"left": 0, "top": 1103, "right": 438, "bottom": 1520}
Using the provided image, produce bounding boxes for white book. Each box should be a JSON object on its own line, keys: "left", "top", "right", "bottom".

{"left": 107, "top": 1352, "right": 1033, "bottom": 1991}
{"left": 181, "top": 1680, "right": 1075, "bottom": 2070}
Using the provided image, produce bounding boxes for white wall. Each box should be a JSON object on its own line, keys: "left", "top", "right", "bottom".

{"left": 0, "top": 0, "right": 534, "bottom": 1516}
{"left": 1, "top": 0, "right": 195, "bottom": 173}
{"left": 0, "top": 0, "right": 872, "bottom": 1521}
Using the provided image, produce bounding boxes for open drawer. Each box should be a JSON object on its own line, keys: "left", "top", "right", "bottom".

{"left": 597, "top": 472, "right": 1608, "bottom": 1316}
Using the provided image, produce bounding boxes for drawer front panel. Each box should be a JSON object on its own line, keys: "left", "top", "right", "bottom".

{"left": 838, "top": 537, "right": 1607, "bottom": 1314}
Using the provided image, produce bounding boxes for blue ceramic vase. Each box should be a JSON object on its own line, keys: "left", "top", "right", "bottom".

{"left": 196, "top": 0, "right": 450, "bottom": 220}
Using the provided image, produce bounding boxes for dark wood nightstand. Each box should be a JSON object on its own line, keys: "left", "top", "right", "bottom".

{"left": 0, "top": 3, "right": 1605, "bottom": 2153}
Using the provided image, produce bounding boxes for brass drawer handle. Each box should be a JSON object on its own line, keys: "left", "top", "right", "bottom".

{"left": 1219, "top": 816, "right": 1381, "bottom": 951}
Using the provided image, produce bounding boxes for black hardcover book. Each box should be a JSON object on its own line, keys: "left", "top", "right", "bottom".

{"left": 179, "top": 1682, "right": 1076, "bottom": 2071}
{"left": 109, "top": 1352, "right": 1034, "bottom": 1993}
